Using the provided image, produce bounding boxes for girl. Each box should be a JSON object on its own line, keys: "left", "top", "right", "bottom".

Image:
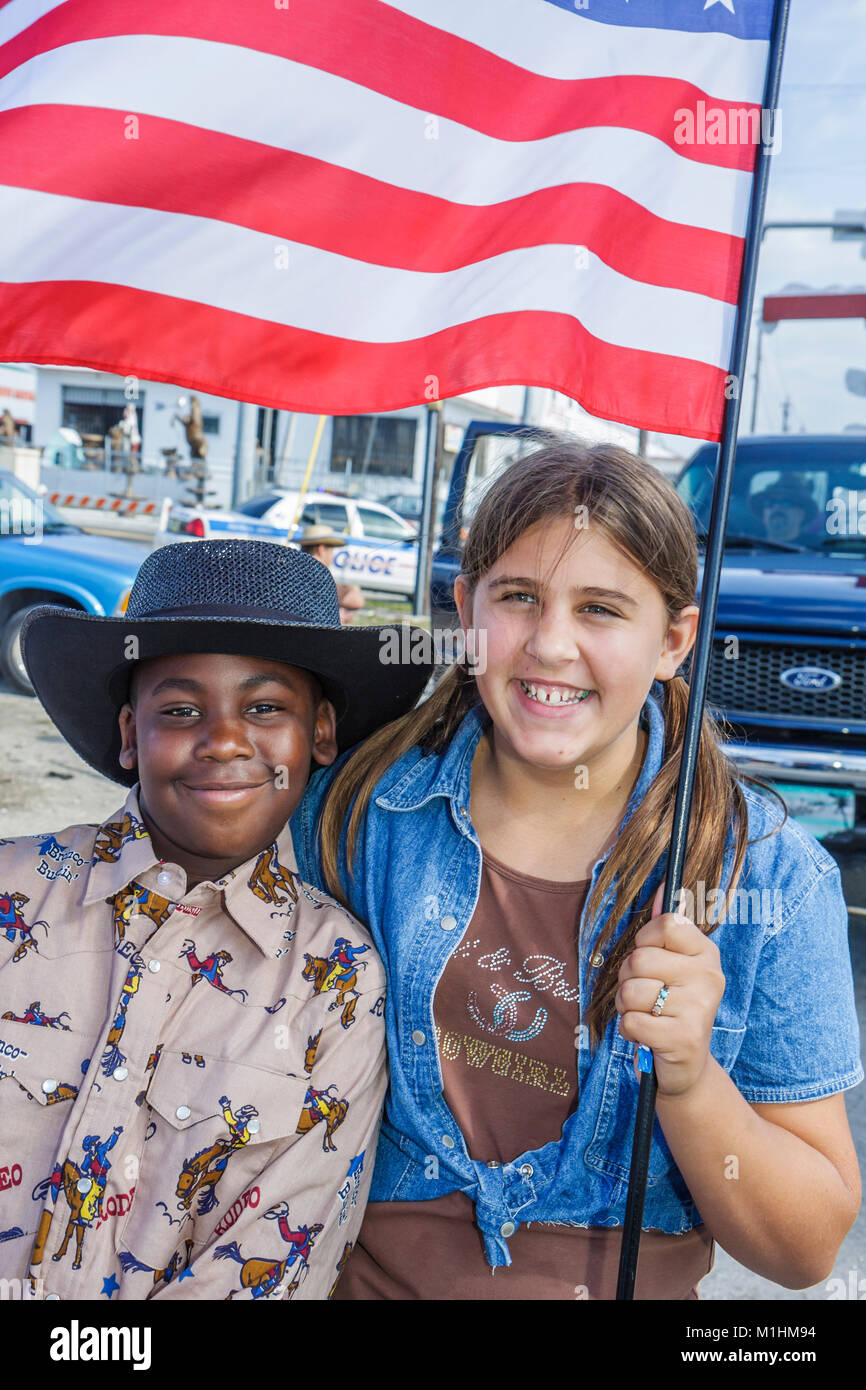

{"left": 290, "top": 439, "right": 862, "bottom": 1300}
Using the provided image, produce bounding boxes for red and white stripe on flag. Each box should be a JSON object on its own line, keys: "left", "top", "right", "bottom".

{"left": 0, "top": 0, "right": 773, "bottom": 440}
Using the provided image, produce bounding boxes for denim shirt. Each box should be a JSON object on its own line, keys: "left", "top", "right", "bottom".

{"left": 291, "top": 682, "right": 863, "bottom": 1267}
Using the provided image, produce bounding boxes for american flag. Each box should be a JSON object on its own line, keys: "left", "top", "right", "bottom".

{"left": 0, "top": 0, "right": 776, "bottom": 440}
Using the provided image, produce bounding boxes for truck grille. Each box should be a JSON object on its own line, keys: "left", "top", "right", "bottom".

{"left": 706, "top": 640, "right": 866, "bottom": 725}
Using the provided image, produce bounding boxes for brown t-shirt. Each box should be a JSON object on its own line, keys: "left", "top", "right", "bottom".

{"left": 335, "top": 850, "right": 714, "bottom": 1300}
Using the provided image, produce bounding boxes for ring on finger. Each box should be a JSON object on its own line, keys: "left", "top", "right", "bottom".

{"left": 650, "top": 985, "right": 669, "bottom": 1017}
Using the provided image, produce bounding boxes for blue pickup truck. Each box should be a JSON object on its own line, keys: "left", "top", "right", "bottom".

{"left": 431, "top": 426, "right": 866, "bottom": 863}
{"left": 0, "top": 468, "right": 149, "bottom": 695}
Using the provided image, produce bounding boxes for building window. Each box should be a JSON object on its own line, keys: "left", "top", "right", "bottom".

{"left": 330, "top": 415, "right": 416, "bottom": 479}
{"left": 61, "top": 385, "right": 144, "bottom": 446}
{"left": 202, "top": 415, "right": 220, "bottom": 435}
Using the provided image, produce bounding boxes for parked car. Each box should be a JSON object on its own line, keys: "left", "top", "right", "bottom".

{"left": 41, "top": 427, "right": 86, "bottom": 470}
{"left": 0, "top": 469, "right": 149, "bottom": 694}
{"left": 154, "top": 489, "right": 420, "bottom": 598}
{"left": 382, "top": 492, "right": 423, "bottom": 526}
{"left": 237, "top": 488, "right": 419, "bottom": 543}
{"left": 431, "top": 427, "right": 866, "bottom": 855}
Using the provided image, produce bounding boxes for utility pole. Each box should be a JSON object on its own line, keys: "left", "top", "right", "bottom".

{"left": 749, "top": 319, "right": 764, "bottom": 432}
{"left": 231, "top": 402, "right": 258, "bottom": 509}
{"left": 412, "top": 401, "right": 442, "bottom": 617}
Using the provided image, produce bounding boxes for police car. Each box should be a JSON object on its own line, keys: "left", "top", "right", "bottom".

{"left": 154, "top": 489, "right": 419, "bottom": 598}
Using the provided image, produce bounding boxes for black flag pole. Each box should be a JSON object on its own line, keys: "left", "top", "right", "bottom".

{"left": 615, "top": 0, "right": 792, "bottom": 1302}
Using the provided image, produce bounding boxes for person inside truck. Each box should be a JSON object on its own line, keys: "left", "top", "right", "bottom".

{"left": 290, "top": 437, "right": 862, "bottom": 1302}
{"left": 750, "top": 478, "right": 819, "bottom": 544}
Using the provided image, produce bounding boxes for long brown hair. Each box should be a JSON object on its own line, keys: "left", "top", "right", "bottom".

{"left": 319, "top": 438, "right": 785, "bottom": 1046}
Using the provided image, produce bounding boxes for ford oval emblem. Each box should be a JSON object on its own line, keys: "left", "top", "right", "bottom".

{"left": 779, "top": 666, "right": 842, "bottom": 692}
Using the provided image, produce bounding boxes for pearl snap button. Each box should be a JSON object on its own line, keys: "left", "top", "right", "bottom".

{"left": 440, "top": 915, "right": 457, "bottom": 932}
{"left": 520, "top": 1164, "right": 534, "bottom": 1178}
{"left": 590, "top": 951, "right": 604, "bottom": 968}
{"left": 45, "top": 1293, "right": 60, "bottom": 1301}
{"left": 148, "top": 960, "right": 161, "bottom": 973}
{"left": 41, "top": 1078, "right": 57, "bottom": 1094}
{"left": 77, "top": 1178, "right": 92, "bottom": 1194}
{"left": 500, "top": 1221, "right": 516, "bottom": 1238}
{"left": 486, "top": 1160, "right": 500, "bottom": 1169}
{"left": 176, "top": 1105, "right": 191, "bottom": 1121}
{"left": 411, "top": 1030, "right": 426, "bottom": 1046}
{"left": 156, "top": 869, "right": 174, "bottom": 887}
{"left": 247, "top": 1118, "right": 261, "bottom": 1134}
{"left": 442, "top": 1135, "right": 455, "bottom": 1149}
{"left": 112, "top": 1067, "right": 128, "bottom": 1082}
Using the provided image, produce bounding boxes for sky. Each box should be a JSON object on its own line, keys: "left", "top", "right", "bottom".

{"left": 663, "top": 0, "right": 866, "bottom": 450}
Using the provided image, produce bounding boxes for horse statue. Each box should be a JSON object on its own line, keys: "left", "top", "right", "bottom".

{"left": 172, "top": 396, "right": 208, "bottom": 461}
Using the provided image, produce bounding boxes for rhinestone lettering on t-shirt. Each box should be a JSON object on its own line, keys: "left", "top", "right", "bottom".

{"left": 432, "top": 850, "right": 588, "bottom": 1162}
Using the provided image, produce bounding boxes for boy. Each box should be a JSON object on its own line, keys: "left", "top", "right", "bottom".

{"left": 0, "top": 539, "right": 431, "bottom": 1300}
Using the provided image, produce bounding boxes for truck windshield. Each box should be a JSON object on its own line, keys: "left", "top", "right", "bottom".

{"left": 459, "top": 430, "right": 550, "bottom": 535}
{"left": 676, "top": 452, "right": 866, "bottom": 553}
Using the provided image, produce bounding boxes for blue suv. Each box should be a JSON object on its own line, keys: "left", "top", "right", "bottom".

{"left": 0, "top": 468, "right": 149, "bottom": 695}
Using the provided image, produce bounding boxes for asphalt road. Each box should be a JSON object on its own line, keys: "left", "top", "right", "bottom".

{"left": 0, "top": 674, "right": 862, "bottom": 1302}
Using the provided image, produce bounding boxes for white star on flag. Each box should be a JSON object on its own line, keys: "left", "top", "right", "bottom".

{"left": 704, "top": 0, "right": 736, "bottom": 12}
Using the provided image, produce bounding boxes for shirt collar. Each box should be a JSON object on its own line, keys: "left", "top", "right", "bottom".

{"left": 218, "top": 828, "right": 301, "bottom": 958}
{"left": 375, "top": 680, "right": 668, "bottom": 821}
{"left": 83, "top": 786, "right": 302, "bottom": 959}
{"left": 83, "top": 787, "right": 162, "bottom": 905}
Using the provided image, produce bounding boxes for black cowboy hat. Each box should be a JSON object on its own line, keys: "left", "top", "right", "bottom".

{"left": 21, "top": 539, "right": 433, "bottom": 787}
{"left": 749, "top": 478, "right": 818, "bottom": 523}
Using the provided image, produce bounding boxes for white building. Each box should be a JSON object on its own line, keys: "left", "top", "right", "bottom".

{"left": 17, "top": 364, "right": 679, "bottom": 509}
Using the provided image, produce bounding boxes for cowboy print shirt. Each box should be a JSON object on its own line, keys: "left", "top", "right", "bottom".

{"left": 0, "top": 789, "right": 387, "bottom": 1300}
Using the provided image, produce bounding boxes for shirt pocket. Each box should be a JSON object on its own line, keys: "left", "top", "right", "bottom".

{"left": 0, "top": 1016, "right": 87, "bottom": 1108}
{"left": 0, "top": 1018, "right": 88, "bottom": 1240}
{"left": 584, "top": 1024, "right": 746, "bottom": 1188}
{"left": 118, "top": 1049, "right": 309, "bottom": 1272}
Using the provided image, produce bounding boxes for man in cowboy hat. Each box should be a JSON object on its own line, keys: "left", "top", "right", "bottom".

{"left": 750, "top": 477, "right": 818, "bottom": 545}
{"left": 297, "top": 524, "right": 365, "bottom": 624}
{"left": 0, "top": 540, "right": 432, "bottom": 1301}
